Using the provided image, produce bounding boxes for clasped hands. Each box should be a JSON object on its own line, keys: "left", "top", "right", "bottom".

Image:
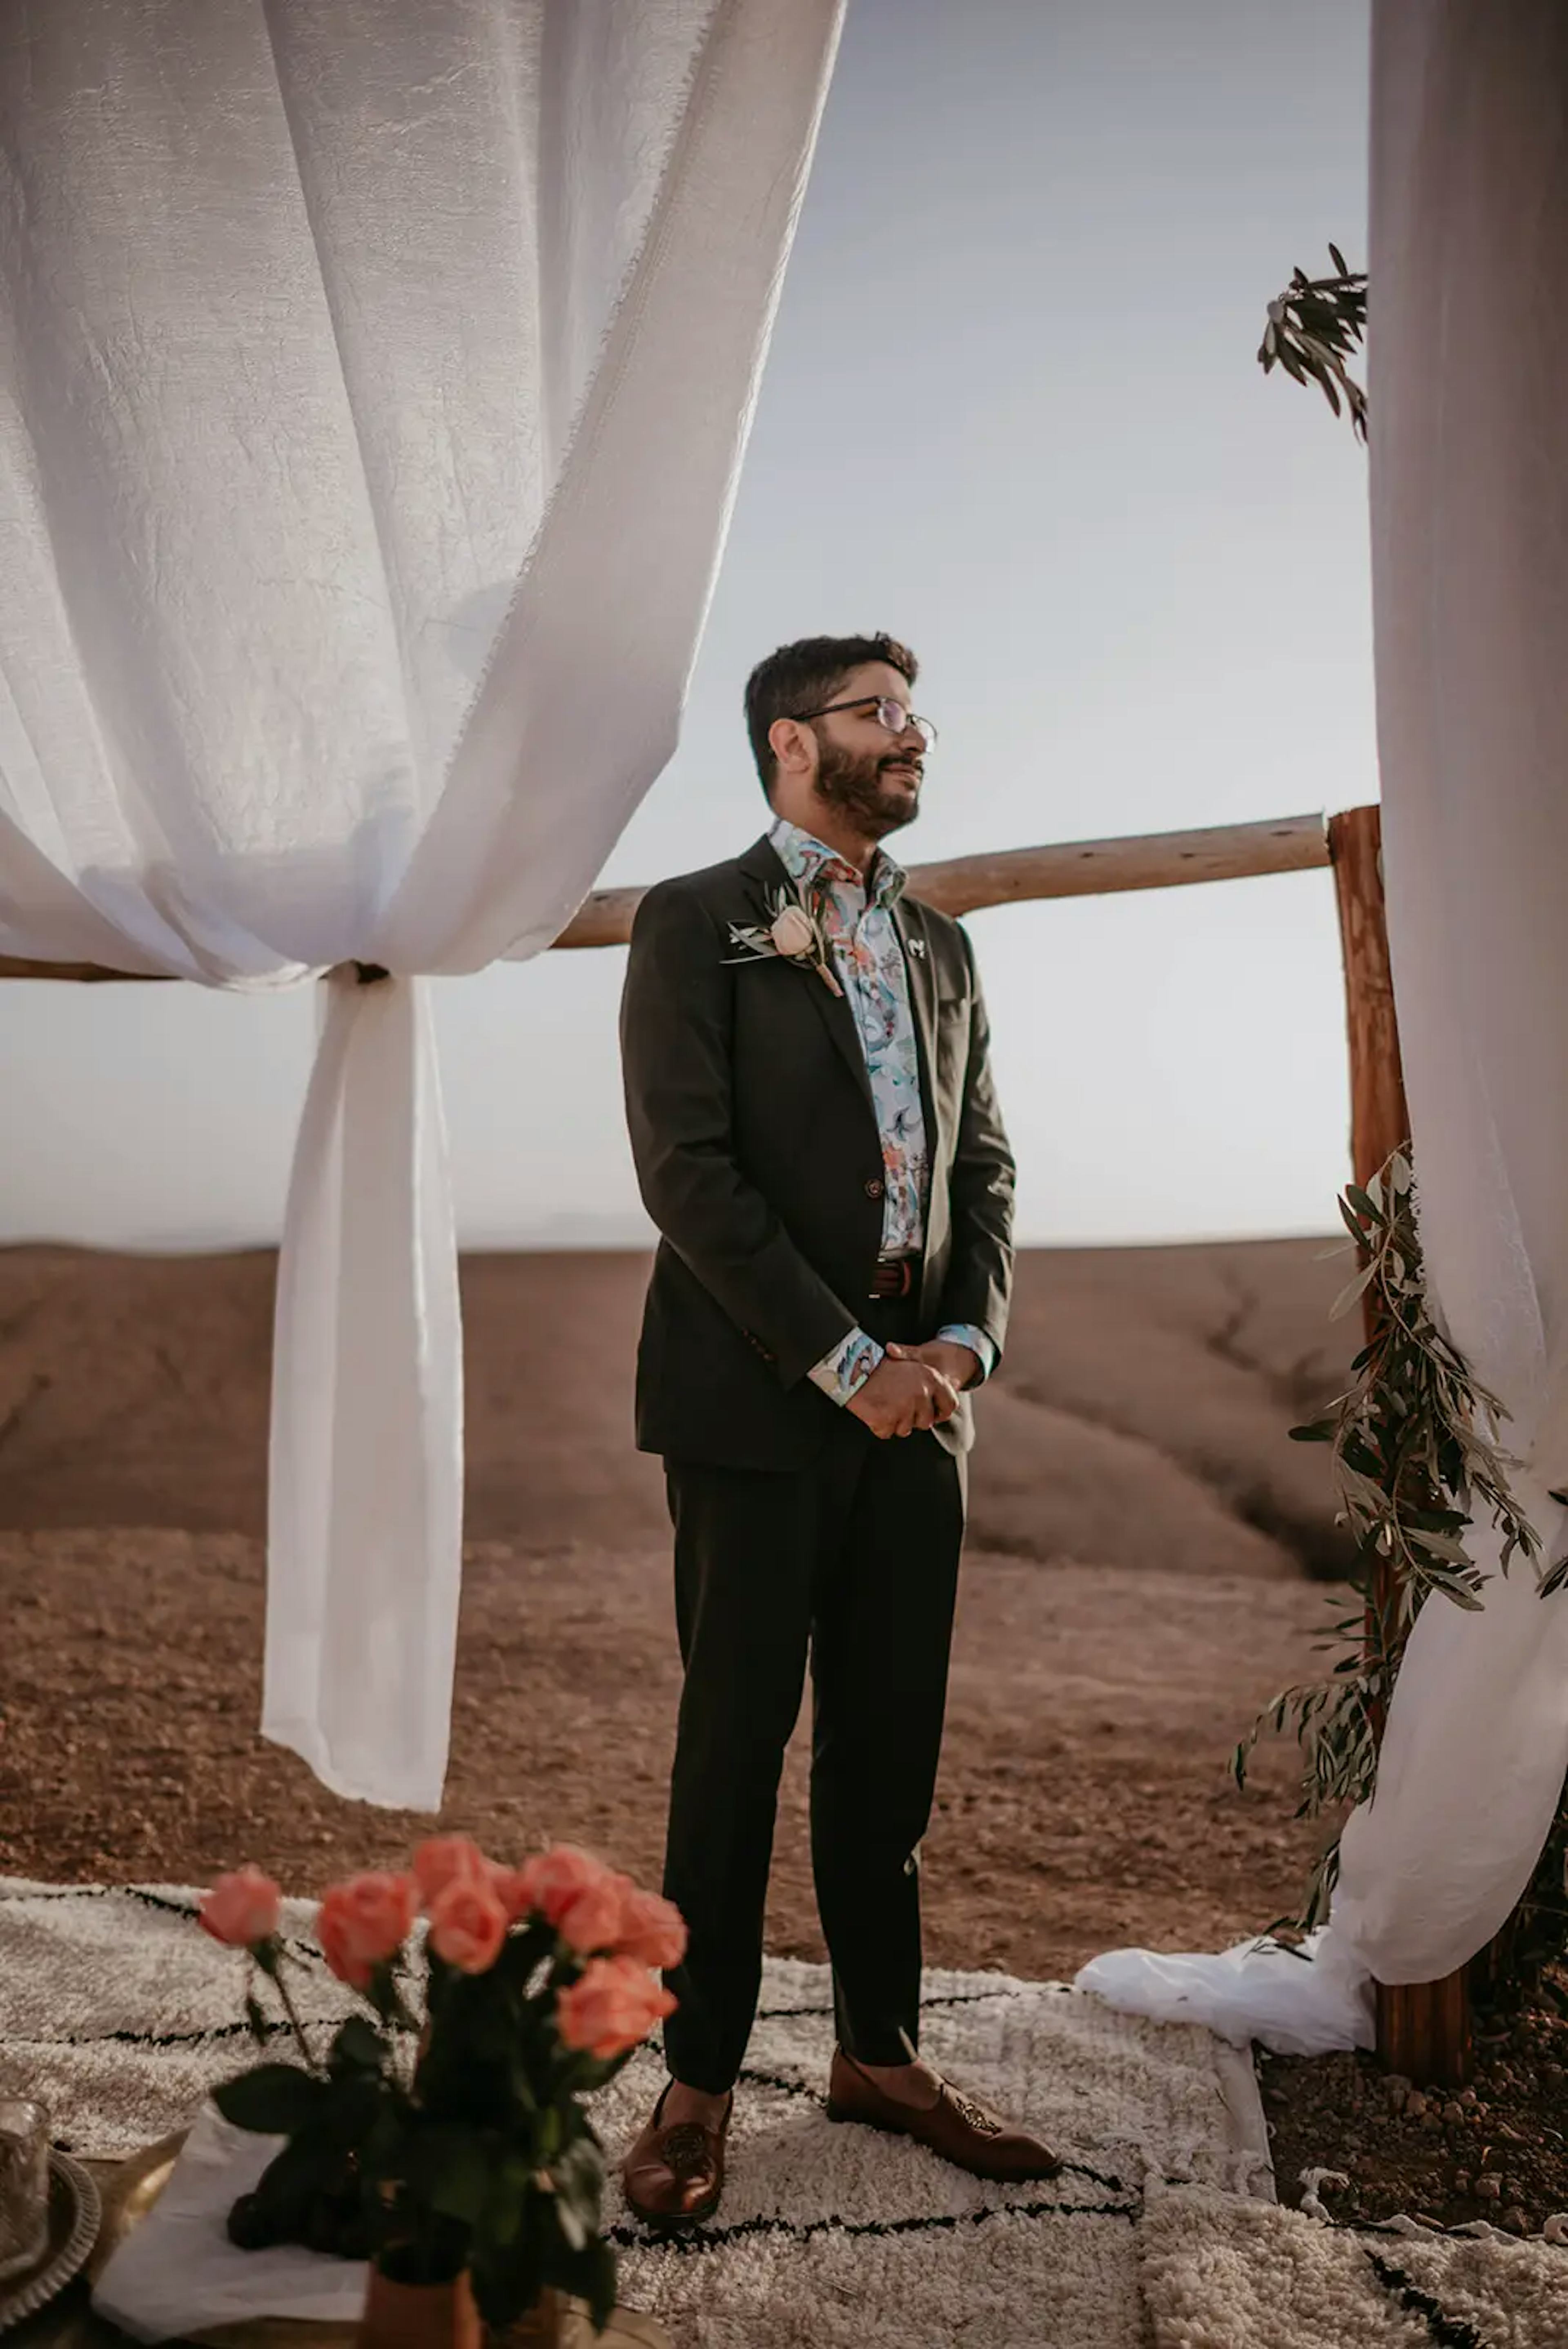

{"left": 846, "top": 1339, "right": 979, "bottom": 1440}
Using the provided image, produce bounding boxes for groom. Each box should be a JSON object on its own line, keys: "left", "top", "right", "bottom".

{"left": 617, "top": 634, "right": 1058, "bottom": 2224}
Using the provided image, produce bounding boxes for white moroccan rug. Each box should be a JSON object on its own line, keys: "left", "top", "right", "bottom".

{"left": 2, "top": 1882, "right": 1564, "bottom": 2348}
{"left": 1139, "top": 2180, "right": 1568, "bottom": 2348}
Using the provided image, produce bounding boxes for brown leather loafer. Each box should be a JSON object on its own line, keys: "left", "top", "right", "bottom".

{"left": 621, "top": 2083, "right": 733, "bottom": 2227}
{"left": 827, "top": 2047, "right": 1061, "bottom": 2182}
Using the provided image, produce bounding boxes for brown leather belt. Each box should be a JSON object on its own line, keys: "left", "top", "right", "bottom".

{"left": 868, "top": 1257, "right": 918, "bottom": 1300}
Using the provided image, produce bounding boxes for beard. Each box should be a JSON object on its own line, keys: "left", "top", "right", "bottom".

{"left": 811, "top": 737, "right": 922, "bottom": 840}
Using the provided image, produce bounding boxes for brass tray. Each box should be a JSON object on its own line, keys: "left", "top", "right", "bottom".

{"left": 0, "top": 2153, "right": 102, "bottom": 2335}
{"left": 89, "top": 2137, "right": 668, "bottom": 2349}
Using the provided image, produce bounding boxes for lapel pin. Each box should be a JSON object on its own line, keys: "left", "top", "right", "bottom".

{"left": 907, "top": 936, "right": 927, "bottom": 958}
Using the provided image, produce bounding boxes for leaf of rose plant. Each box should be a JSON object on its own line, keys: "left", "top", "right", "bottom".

{"left": 213, "top": 2062, "right": 329, "bottom": 2137}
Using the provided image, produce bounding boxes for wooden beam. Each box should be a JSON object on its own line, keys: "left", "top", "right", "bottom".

{"left": 0, "top": 813, "right": 1332, "bottom": 982}
{"left": 0, "top": 955, "right": 173, "bottom": 983}
{"left": 553, "top": 811, "right": 1331, "bottom": 948}
{"left": 1328, "top": 803, "right": 1472, "bottom": 2090}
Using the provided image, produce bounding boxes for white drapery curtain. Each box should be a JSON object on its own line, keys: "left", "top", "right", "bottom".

{"left": 1080, "top": 0, "right": 1568, "bottom": 2051}
{"left": 0, "top": 0, "right": 844, "bottom": 1810}
{"left": 1329, "top": 0, "right": 1568, "bottom": 1988}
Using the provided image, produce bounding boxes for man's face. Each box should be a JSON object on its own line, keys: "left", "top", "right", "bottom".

{"left": 808, "top": 662, "right": 928, "bottom": 841}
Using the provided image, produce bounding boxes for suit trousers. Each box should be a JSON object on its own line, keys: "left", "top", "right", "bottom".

{"left": 658, "top": 1298, "right": 967, "bottom": 2093}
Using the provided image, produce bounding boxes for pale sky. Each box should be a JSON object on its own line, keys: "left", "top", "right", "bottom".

{"left": 1, "top": 0, "right": 1373, "bottom": 1252}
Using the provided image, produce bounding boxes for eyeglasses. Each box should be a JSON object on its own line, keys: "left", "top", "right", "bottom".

{"left": 790, "top": 694, "right": 937, "bottom": 751}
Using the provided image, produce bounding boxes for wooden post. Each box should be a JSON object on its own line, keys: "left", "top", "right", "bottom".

{"left": 1328, "top": 804, "right": 1472, "bottom": 2088}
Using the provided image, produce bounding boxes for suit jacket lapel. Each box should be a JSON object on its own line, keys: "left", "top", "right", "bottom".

{"left": 735, "top": 836, "right": 874, "bottom": 1116}
{"left": 893, "top": 893, "right": 940, "bottom": 1142}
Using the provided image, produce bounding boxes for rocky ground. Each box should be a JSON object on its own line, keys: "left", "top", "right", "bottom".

{"left": 1263, "top": 1983, "right": 1568, "bottom": 2233}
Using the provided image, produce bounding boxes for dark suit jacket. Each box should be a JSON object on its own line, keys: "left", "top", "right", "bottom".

{"left": 619, "top": 832, "right": 1015, "bottom": 1469}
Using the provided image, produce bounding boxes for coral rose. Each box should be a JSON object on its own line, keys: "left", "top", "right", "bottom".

{"left": 427, "top": 1876, "right": 507, "bottom": 1974}
{"left": 316, "top": 1871, "right": 418, "bottom": 1991}
{"left": 614, "top": 1884, "right": 688, "bottom": 1972}
{"left": 493, "top": 1863, "right": 543, "bottom": 1924}
{"left": 555, "top": 1956, "right": 677, "bottom": 2061}
{"left": 412, "top": 1835, "right": 492, "bottom": 1910}
{"left": 200, "top": 1866, "right": 282, "bottom": 1949}
{"left": 505, "top": 1845, "right": 614, "bottom": 1937}
{"left": 555, "top": 1872, "right": 628, "bottom": 1957}
{"left": 770, "top": 903, "right": 815, "bottom": 958}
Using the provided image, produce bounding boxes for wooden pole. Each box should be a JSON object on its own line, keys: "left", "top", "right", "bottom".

{"left": 0, "top": 813, "right": 1331, "bottom": 982}
{"left": 1327, "top": 804, "right": 1472, "bottom": 2089}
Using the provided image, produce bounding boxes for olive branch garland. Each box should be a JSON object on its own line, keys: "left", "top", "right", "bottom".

{"left": 1234, "top": 1149, "right": 1557, "bottom": 1933}
{"left": 1257, "top": 243, "right": 1368, "bottom": 441}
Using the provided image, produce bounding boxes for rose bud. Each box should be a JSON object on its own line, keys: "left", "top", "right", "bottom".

{"left": 200, "top": 1866, "right": 282, "bottom": 1950}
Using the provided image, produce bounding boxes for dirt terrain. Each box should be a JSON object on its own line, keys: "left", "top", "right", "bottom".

{"left": 0, "top": 1237, "right": 1358, "bottom": 1962}
{"left": 33, "top": 1239, "right": 1552, "bottom": 2221}
{"left": 0, "top": 1238, "right": 1353, "bottom": 1955}
{"left": 0, "top": 1237, "right": 1355, "bottom": 1572}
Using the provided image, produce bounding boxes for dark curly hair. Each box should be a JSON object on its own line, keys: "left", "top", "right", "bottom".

{"left": 743, "top": 633, "right": 918, "bottom": 797}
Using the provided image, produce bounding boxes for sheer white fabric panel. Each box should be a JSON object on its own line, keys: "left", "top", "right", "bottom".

{"left": 1332, "top": 0, "right": 1568, "bottom": 1987}
{"left": 1080, "top": 0, "right": 1568, "bottom": 2045}
{"left": 0, "top": 0, "right": 844, "bottom": 1807}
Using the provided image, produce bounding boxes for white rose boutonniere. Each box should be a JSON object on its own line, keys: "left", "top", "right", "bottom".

{"left": 723, "top": 886, "right": 843, "bottom": 996}
{"left": 769, "top": 903, "right": 817, "bottom": 959}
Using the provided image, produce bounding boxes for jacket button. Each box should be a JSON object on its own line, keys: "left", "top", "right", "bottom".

{"left": 865, "top": 1178, "right": 884, "bottom": 1199}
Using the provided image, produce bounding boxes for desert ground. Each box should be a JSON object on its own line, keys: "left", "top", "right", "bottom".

{"left": 13, "top": 1238, "right": 1568, "bottom": 2234}
{"left": 0, "top": 1237, "right": 1353, "bottom": 1975}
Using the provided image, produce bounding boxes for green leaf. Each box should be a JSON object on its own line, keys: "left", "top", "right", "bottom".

{"left": 314, "top": 2071, "right": 386, "bottom": 2155}
{"left": 212, "top": 2063, "right": 327, "bottom": 2137}
{"left": 582, "top": 2239, "right": 619, "bottom": 2333}
{"left": 470, "top": 2247, "right": 547, "bottom": 2336}
{"left": 548, "top": 2239, "right": 618, "bottom": 2335}
{"left": 330, "top": 2015, "right": 387, "bottom": 2077}
{"left": 1419, "top": 1568, "right": 1486, "bottom": 1611}
{"left": 482, "top": 2155, "right": 537, "bottom": 2251}
{"left": 405, "top": 2125, "right": 493, "bottom": 2227}
{"left": 1411, "top": 1529, "right": 1475, "bottom": 1565}
{"left": 1329, "top": 1261, "right": 1377, "bottom": 1321}
{"left": 553, "top": 2138, "right": 604, "bottom": 2244}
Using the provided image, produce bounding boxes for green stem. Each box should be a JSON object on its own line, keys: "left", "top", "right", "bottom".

{"left": 269, "top": 1954, "right": 320, "bottom": 2073}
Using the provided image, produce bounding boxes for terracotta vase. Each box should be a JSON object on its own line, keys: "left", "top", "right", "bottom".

{"left": 356, "top": 2267, "right": 566, "bottom": 2349}
{"left": 356, "top": 2266, "right": 481, "bottom": 2349}
{"left": 506, "top": 2288, "right": 568, "bottom": 2347}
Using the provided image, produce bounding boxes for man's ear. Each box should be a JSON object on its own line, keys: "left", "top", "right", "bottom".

{"left": 768, "top": 715, "right": 811, "bottom": 777}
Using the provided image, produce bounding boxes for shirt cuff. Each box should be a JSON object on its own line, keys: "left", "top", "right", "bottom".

{"left": 935, "top": 1323, "right": 996, "bottom": 1385}
{"left": 808, "top": 1326, "right": 885, "bottom": 1407}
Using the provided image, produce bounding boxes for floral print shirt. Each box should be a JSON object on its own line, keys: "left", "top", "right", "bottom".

{"left": 765, "top": 819, "right": 996, "bottom": 1407}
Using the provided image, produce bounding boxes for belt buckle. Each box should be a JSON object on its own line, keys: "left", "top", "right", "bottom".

{"left": 869, "top": 1257, "right": 914, "bottom": 1301}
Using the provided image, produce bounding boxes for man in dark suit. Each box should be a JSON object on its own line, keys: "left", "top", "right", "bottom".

{"left": 617, "top": 634, "right": 1058, "bottom": 2225}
